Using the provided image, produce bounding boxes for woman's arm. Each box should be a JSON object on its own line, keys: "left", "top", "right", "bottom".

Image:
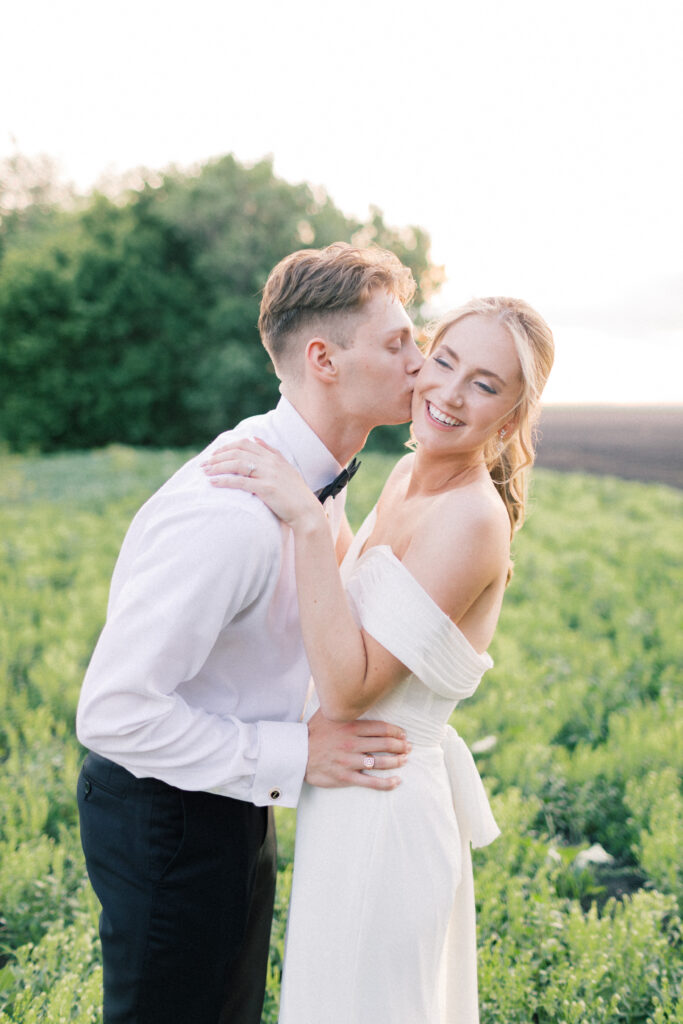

{"left": 335, "top": 512, "right": 354, "bottom": 565}
{"left": 203, "top": 438, "right": 385, "bottom": 720}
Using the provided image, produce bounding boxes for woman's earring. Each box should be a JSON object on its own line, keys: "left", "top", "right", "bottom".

{"left": 496, "top": 428, "right": 506, "bottom": 455}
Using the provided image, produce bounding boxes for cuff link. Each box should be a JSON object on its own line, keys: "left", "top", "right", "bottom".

{"left": 269, "top": 788, "right": 281, "bottom": 800}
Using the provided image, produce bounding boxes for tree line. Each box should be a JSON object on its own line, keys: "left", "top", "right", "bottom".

{"left": 0, "top": 153, "right": 443, "bottom": 452}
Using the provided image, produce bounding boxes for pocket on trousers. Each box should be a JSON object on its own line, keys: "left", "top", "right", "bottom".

{"left": 147, "top": 786, "right": 186, "bottom": 882}
{"left": 80, "top": 752, "right": 132, "bottom": 799}
{"left": 77, "top": 764, "right": 133, "bottom": 878}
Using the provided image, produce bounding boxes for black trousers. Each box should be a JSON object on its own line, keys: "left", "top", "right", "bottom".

{"left": 77, "top": 752, "right": 277, "bottom": 1024}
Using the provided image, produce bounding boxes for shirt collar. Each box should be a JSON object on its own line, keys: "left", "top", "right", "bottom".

{"left": 270, "top": 397, "right": 342, "bottom": 494}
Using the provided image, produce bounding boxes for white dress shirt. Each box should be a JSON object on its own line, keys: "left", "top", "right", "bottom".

{"left": 76, "top": 398, "right": 345, "bottom": 807}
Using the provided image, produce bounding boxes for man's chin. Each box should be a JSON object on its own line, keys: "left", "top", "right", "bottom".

{"left": 383, "top": 406, "right": 414, "bottom": 427}
{"left": 371, "top": 416, "right": 410, "bottom": 428}
{"left": 366, "top": 400, "right": 413, "bottom": 429}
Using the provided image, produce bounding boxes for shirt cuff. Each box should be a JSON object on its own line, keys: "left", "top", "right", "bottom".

{"left": 251, "top": 720, "right": 309, "bottom": 807}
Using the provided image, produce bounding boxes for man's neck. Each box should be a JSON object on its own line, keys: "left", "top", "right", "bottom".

{"left": 280, "top": 387, "right": 368, "bottom": 466}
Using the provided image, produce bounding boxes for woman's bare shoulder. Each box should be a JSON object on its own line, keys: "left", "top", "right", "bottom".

{"left": 400, "top": 481, "right": 510, "bottom": 621}
{"left": 409, "top": 477, "right": 510, "bottom": 575}
{"left": 445, "top": 477, "right": 510, "bottom": 544}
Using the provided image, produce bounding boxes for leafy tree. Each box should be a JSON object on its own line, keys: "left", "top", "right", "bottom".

{"left": 0, "top": 153, "right": 442, "bottom": 452}
{"left": 0, "top": 194, "right": 204, "bottom": 449}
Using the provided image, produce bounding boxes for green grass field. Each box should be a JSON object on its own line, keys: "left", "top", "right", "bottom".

{"left": 0, "top": 447, "right": 681, "bottom": 1023}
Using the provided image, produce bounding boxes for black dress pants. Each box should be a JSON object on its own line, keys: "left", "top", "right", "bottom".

{"left": 77, "top": 752, "right": 277, "bottom": 1024}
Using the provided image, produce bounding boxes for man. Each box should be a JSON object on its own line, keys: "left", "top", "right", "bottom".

{"left": 76, "top": 242, "right": 424, "bottom": 1024}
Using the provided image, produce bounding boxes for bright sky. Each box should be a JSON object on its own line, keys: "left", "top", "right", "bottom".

{"left": 2, "top": 0, "right": 682, "bottom": 403}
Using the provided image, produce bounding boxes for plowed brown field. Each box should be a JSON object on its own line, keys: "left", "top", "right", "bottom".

{"left": 535, "top": 405, "right": 682, "bottom": 489}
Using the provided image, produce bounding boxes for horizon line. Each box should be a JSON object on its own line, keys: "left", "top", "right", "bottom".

{"left": 541, "top": 399, "right": 682, "bottom": 408}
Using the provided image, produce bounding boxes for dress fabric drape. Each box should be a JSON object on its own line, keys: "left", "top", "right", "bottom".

{"left": 278, "top": 508, "right": 500, "bottom": 1024}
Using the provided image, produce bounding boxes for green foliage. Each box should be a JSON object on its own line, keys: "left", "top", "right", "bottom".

{"left": 0, "top": 451, "right": 681, "bottom": 1021}
{"left": 0, "top": 909, "right": 102, "bottom": 1023}
{"left": 0, "top": 153, "right": 440, "bottom": 454}
{"left": 626, "top": 769, "right": 683, "bottom": 906}
{"left": 475, "top": 791, "right": 682, "bottom": 1022}
{"left": 460, "top": 471, "right": 683, "bottom": 860}
{"left": 0, "top": 193, "right": 205, "bottom": 450}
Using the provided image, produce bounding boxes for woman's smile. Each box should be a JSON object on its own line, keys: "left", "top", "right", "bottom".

{"left": 425, "top": 400, "right": 465, "bottom": 429}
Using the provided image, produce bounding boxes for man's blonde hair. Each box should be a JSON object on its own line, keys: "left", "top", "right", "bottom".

{"left": 259, "top": 243, "right": 416, "bottom": 372}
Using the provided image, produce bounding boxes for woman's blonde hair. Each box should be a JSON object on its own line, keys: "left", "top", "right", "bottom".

{"left": 420, "top": 297, "right": 554, "bottom": 547}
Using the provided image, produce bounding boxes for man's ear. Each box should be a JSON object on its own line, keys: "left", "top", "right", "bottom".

{"left": 304, "top": 338, "right": 339, "bottom": 382}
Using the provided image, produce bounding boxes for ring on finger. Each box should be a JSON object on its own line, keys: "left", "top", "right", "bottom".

{"left": 363, "top": 755, "right": 375, "bottom": 769}
{"left": 247, "top": 462, "right": 256, "bottom": 477}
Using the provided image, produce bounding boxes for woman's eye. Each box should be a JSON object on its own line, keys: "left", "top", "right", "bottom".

{"left": 434, "top": 357, "right": 450, "bottom": 368}
{"left": 476, "top": 381, "right": 497, "bottom": 395}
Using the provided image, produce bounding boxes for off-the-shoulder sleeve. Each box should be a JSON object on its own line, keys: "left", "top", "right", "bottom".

{"left": 345, "top": 546, "right": 493, "bottom": 701}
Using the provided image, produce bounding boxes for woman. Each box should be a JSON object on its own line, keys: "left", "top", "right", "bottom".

{"left": 204, "top": 298, "right": 554, "bottom": 1023}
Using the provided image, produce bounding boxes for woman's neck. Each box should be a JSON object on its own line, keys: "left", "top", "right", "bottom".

{"left": 406, "top": 445, "right": 488, "bottom": 498}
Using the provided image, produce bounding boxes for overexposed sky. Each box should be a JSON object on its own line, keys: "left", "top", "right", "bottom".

{"left": 2, "top": 0, "right": 682, "bottom": 402}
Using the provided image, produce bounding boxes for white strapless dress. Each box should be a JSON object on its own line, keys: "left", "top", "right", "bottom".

{"left": 278, "top": 508, "right": 500, "bottom": 1024}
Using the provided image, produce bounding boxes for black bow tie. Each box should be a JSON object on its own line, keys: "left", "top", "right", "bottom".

{"left": 315, "top": 458, "right": 361, "bottom": 504}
